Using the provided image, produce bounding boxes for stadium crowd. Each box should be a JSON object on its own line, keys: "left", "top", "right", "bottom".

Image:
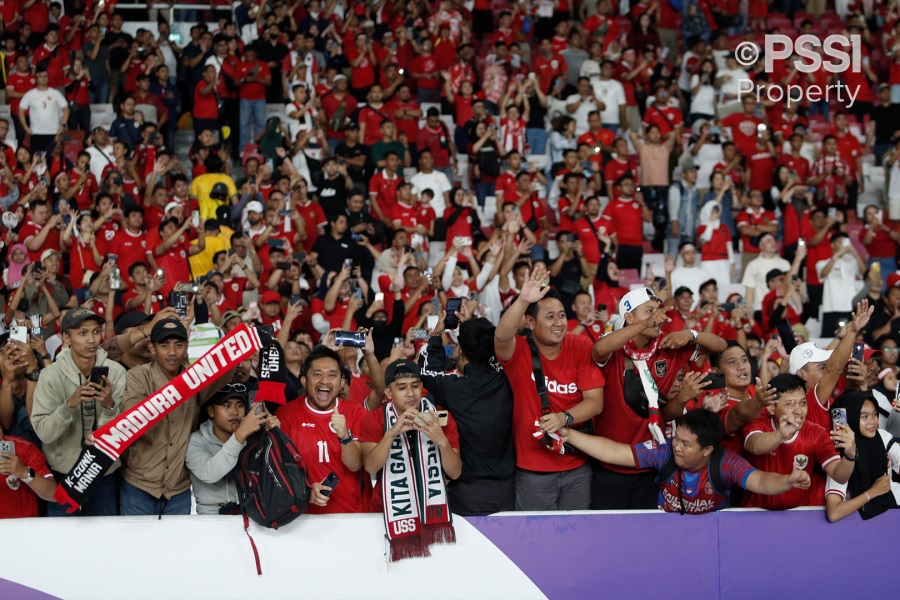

{"left": 2, "top": 0, "right": 900, "bottom": 523}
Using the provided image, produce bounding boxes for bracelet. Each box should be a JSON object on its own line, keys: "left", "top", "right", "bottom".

{"left": 844, "top": 451, "right": 857, "bottom": 462}
{"left": 864, "top": 491, "right": 871, "bottom": 502}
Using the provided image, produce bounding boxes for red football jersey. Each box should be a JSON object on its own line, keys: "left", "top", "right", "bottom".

{"left": 742, "top": 415, "right": 839, "bottom": 509}
{"left": 498, "top": 335, "right": 605, "bottom": 473}
{"left": 277, "top": 398, "right": 368, "bottom": 514}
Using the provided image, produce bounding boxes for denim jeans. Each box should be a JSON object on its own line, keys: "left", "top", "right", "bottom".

{"left": 120, "top": 480, "right": 192, "bottom": 516}
{"left": 474, "top": 180, "right": 495, "bottom": 208}
{"left": 47, "top": 472, "right": 119, "bottom": 517}
{"left": 239, "top": 98, "right": 267, "bottom": 155}
{"left": 89, "top": 80, "right": 110, "bottom": 105}
{"left": 526, "top": 127, "right": 547, "bottom": 155}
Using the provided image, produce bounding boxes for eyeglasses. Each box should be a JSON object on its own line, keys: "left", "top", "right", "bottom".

{"left": 224, "top": 383, "right": 247, "bottom": 393}
{"left": 882, "top": 347, "right": 899, "bottom": 352}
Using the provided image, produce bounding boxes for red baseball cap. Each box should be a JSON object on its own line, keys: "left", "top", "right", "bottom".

{"left": 863, "top": 345, "right": 882, "bottom": 362}
{"left": 888, "top": 273, "right": 900, "bottom": 288}
{"left": 260, "top": 291, "right": 282, "bottom": 305}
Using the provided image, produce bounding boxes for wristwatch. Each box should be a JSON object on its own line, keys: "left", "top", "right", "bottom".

{"left": 563, "top": 411, "right": 574, "bottom": 428}
{"left": 25, "top": 370, "right": 41, "bottom": 382}
{"left": 22, "top": 467, "right": 35, "bottom": 483}
{"left": 688, "top": 329, "right": 699, "bottom": 342}
{"left": 339, "top": 431, "right": 354, "bottom": 445}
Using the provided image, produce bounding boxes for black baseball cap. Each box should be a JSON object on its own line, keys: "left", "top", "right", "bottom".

{"left": 61, "top": 307, "right": 104, "bottom": 332}
{"left": 384, "top": 359, "right": 420, "bottom": 385}
{"left": 673, "top": 286, "right": 693, "bottom": 298}
{"left": 766, "top": 269, "right": 786, "bottom": 284}
{"left": 150, "top": 318, "right": 188, "bottom": 343}
{"left": 114, "top": 311, "right": 151, "bottom": 336}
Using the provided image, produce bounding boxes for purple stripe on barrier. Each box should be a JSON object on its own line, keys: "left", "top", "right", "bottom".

{"left": 0, "top": 578, "right": 61, "bottom": 600}
{"left": 468, "top": 509, "right": 900, "bottom": 600}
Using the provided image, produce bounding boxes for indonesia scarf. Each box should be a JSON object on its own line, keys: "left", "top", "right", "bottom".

{"left": 381, "top": 398, "right": 455, "bottom": 562}
{"left": 53, "top": 324, "right": 264, "bottom": 511}
{"left": 623, "top": 337, "right": 666, "bottom": 445}
{"left": 256, "top": 339, "right": 288, "bottom": 405}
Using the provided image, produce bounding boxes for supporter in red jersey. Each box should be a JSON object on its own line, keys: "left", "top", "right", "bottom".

{"left": 20, "top": 200, "right": 62, "bottom": 263}
{"left": 600, "top": 174, "right": 652, "bottom": 270}
{"left": 574, "top": 196, "right": 613, "bottom": 267}
{"left": 567, "top": 289, "right": 608, "bottom": 342}
{"left": 107, "top": 205, "right": 152, "bottom": 283}
{"left": 532, "top": 38, "right": 567, "bottom": 94}
{"left": 31, "top": 24, "right": 69, "bottom": 89}
{"left": 721, "top": 96, "right": 764, "bottom": 158}
{"left": 777, "top": 132, "right": 811, "bottom": 185}
{"left": 557, "top": 172, "right": 586, "bottom": 232}
{"left": 149, "top": 216, "right": 203, "bottom": 297}
{"left": 493, "top": 268, "right": 605, "bottom": 510}
{"left": 0, "top": 431, "right": 56, "bottom": 519}
{"left": 603, "top": 138, "right": 634, "bottom": 199}
{"left": 590, "top": 286, "right": 726, "bottom": 509}
{"left": 278, "top": 346, "right": 368, "bottom": 514}
{"left": 560, "top": 408, "right": 811, "bottom": 514}
{"left": 860, "top": 204, "right": 900, "bottom": 278}
{"left": 742, "top": 373, "right": 855, "bottom": 510}
{"left": 787, "top": 301, "right": 873, "bottom": 432}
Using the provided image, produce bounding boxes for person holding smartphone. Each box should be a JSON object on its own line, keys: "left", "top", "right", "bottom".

{"left": 31, "top": 308, "right": 127, "bottom": 516}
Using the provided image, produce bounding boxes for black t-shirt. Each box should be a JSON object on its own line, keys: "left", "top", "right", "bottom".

{"left": 310, "top": 233, "right": 359, "bottom": 273}
{"left": 334, "top": 142, "right": 369, "bottom": 185}
{"left": 872, "top": 105, "right": 900, "bottom": 145}
{"left": 313, "top": 172, "right": 348, "bottom": 222}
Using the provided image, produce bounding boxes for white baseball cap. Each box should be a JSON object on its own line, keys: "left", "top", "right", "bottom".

{"left": 789, "top": 342, "right": 833, "bottom": 374}
{"left": 164, "top": 201, "right": 181, "bottom": 214}
{"left": 618, "top": 287, "right": 663, "bottom": 315}
{"left": 246, "top": 201, "right": 265, "bottom": 214}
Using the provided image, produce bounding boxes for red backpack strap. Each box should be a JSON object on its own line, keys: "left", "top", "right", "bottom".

{"left": 243, "top": 513, "right": 263, "bottom": 576}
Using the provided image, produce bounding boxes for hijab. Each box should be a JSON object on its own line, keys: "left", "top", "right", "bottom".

{"left": 6, "top": 244, "right": 31, "bottom": 285}
{"left": 699, "top": 201, "right": 721, "bottom": 244}
{"left": 595, "top": 255, "right": 620, "bottom": 288}
{"left": 833, "top": 391, "right": 899, "bottom": 520}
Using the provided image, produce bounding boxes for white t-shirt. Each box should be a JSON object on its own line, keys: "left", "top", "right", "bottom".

{"left": 825, "top": 429, "right": 900, "bottom": 503}
{"left": 410, "top": 170, "right": 452, "bottom": 215}
{"left": 741, "top": 255, "right": 791, "bottom": 312}
{"left": 816, "top": 253, "right": 860, "bottom": 313}
{"left": 694, "top": 141, "right": 724, "bottom": 189}
{"left": 689, "top": 75, "right": 716, "bottom": 115}
{"left": 590, "top": 78, "right": 626, "bottom": 126}
{"left": 20, "top": 88, "right": 67, "bottom": 134}
{"left": 718, "top": 68, "right": 751, "bottom": 98}
{"left": 671, "top": 265, "right": 712, "bottom": 301}
{"left": 565, "top": 94, "right": 601, "bottom": 136}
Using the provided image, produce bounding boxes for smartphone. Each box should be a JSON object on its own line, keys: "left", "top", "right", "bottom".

{"left": 374, "top": 292, "right": 384, "bottom": 303}
{"left": 274, "top": 261, "right": 291, "bottom": 270}
{"left": 410, "top": 328, "right": 429, "bottom": 340}
{"left": 84, "top": 290, "right": 93, "bottom": 302}
{"left": 228, "top": 248, "right": 236, "bottom": 257}
{"left": 334, "top": 330, "right": 366, "bottom": 347}
{"left": 426, "top": 315, "right": 439, "bottom": 331}
{"left": 293, "top": 251, "right": 307, "bottom": 262}
{"left": 411, "top": 233, "right": 424, "bottom": 248}
{"left": 468, "top": 290, "right": 478, "bottom": 301}
{"left": 0, "top": 440, "right": 14, "bottom": 458}
{"left": 278, "top": 209, "right": 292, "bottom": 217}
{"left": 596, "top": 303, "right": 607, "bottom": 312}
{"left": 89, "top": 366, "right": 109, "bottom": 386}
{"left": 289, "top": 294, "right": 302, "bottom": 305}
{"left": 797, "top": 238, "right": 806, "bottom": 247}
{"left": 458, "top": 236, "right": 472, "bottom": 247}
{"left": 436, "top": 410, "right": 449, "bottom": 427}
{"left": 266, "top": 239, "right": 285, "bottom": 247}
{"left": 393, "top": 337, "right": 404, "bottom": 348}
{"left": 191, "top": 211, "right": 200, "bottom": 228}
{"left": 169, "top": 291, "right": 188, "bottom": 318}
{"left": 831, "top": 408, "right": 848, "bottom": 444}
{"left": 258, "top": 324, "right": 275, "bottom": 338}
{"left": 701, "top": 372, "right": 726, "bottom": 389}
{"left": 791, "top": 274, "right": 800, "bottom": 283}
{"left": 343, "top": 259, "right": 353, "bottom": 270}
{"left": 156, "top": 269, "right": 165, "bottom": 278}
{"left": 320, "top": 471, "right": 340, "bottom": 497}
{"left": 775, "top": 319, "right": 797, "bottom": 355}
{"left": 9, "top": 325, "right": 27, "bottom": 344}
{"left": 254, "top": 402, "right": 266, "bottom": 415}
{"left": 719, "top": 302, "right": 735, "bottom": 312}
{"left": 828, "top": 207, "right": 837, "bottom": 219}
{"left": 445, "top": 297, "right": 463, "bottom": 329}
{"left": 851, "top": 341, "right": 866, "bottom": 363}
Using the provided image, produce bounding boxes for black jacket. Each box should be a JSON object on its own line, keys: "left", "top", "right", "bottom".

{"left": 418, "top": 335, "right": 515, "bottom": 482}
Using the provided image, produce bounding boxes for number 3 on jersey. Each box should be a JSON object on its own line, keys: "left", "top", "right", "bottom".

{"left": 317, "top": 440, "right": 331, "bottom": 463}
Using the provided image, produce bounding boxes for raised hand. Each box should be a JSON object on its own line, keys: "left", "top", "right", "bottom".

{"left": 331, "top": 401, "right": 348, "bottom": 439}
{"left": 754, "top": 379, "right": 778, "bottom": 407}
{"left": 777, "top": 413, "right": 802, "bottom": 441}
{"left": 518, "top": 266, "right": 551, "bottom": 304}
{"left": 849, "top": 299, "right": 874, "bottom": 333}
{"left": 788, "top": 464, "right": 811, "bottom": 490}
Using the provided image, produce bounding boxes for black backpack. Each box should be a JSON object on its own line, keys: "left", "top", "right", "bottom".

{"left": 234, "top": 427, "right": 311, "bottom": 574}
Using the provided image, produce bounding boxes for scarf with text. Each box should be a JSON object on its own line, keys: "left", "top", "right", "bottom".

{"left": 623, "top": 337, "right": 666, "bottom": 445}
{"left": 256, "top": 339, "right": 287, "bottom": 405}
{"left": 53, "top": 324, "right": 263, "bottom": 511}
{"left": 381, "top": 397, "right": 455, "bottom": 562}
